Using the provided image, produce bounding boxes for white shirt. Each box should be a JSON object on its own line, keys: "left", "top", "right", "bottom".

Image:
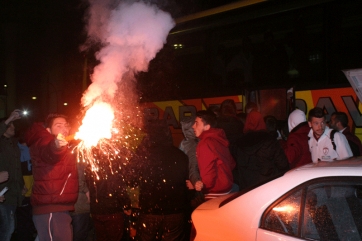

{"left": 308, "top": 126, "right": 352, "bottom": 163}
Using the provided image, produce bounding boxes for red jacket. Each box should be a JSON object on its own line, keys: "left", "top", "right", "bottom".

{"left": 196, "top": 128, "right": 235, "bottom": 194}
{"left": 24, "top": 122, "right": 78, "bottom": 215}
{"left": 284, "top": 122, "right": 312, "bottom": 168}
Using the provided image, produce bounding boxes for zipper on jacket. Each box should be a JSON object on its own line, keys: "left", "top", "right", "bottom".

{"left": 60, "top": 173, "right": 71, "bottom": 195}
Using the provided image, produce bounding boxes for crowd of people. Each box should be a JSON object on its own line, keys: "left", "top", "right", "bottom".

{"left": 0, "top": 100, "right": 360, "bottom": 241}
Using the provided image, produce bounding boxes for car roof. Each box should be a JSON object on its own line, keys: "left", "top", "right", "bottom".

{"left": 284, "top": 157, "right": 362, "bottom": 179}
{"left": 197, "top": 157, "right": 362, "bottom": 210}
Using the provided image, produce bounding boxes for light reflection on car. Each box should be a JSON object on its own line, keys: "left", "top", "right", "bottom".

{"left": 191, "top": 158, "right": 362, "bottom": 241}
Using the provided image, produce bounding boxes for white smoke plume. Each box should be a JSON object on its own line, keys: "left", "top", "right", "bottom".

{"left": 82, "top": 0, "right": 175, "bottom": 107}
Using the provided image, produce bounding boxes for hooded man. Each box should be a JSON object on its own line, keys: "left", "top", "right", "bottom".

{"left": 192, "top": 110, "right": 236, "bottom": 199}
{"left": 284, "top": 109, "right": 312, "bottom": 168}
{"left": 180, "top": 116, "right": 200, "bottom": 187}
{"left": 235, "top": 108, "right": 289, "bottom": 191}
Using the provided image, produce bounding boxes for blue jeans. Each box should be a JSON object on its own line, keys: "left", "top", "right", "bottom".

{"left": 33, "top": 211, "right": 72, "bottom": 241}
{"left": 0, "top": 204, "right": 16, "bottom": 241}
{"left": 136, "top": 213, "right": 185, "bottom": 241}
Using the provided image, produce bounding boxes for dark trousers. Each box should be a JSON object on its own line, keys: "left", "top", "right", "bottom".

{"left": 71, "top": 212, "right": 93, "bottom": 241}
{"left": 135, "top": 213, "right": 185, "bottom": 241}
{"left": 92, "top": 212, "right": 125, "bottom": 241}
{"left": 12, "top": 197, "right": 36, "bottom": 241}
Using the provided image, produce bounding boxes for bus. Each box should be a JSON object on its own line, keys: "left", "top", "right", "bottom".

{"left": 137, "top": 0, "right": 362, "bottom": 146}
{"left": 138, "top": 0, "right": 362, "bottom": 101}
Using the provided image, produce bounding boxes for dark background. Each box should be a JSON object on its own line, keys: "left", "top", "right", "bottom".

{"left": 1, "top": 0, "right": 362, "bottom": 125}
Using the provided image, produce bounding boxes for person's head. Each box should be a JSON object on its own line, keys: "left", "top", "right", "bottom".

{"left": 192, "top": 110, "right": 217, "bottom": 137}
{"left": 264, "top": 115, "right": 277, "bottom": 132}
{"left": 245, "top": 102, "right": 258, "bottom": 114}
{"left": 180, "top": 116, "right": 196, "bottom": 140}
{"left": 220, "top": 99, "right": 237, "bottom": 116}
{"left": 243, "top": 111, "right": 266, "bottom": 133}
{"left": 329, "top": 112, "right": 348, "bottom": 131}
{"left": 308, "top": 107, "right": 326, "bottom": 138}
{"left": 45, "top": 113, "right": 70, "bottom": 137}
{"left": 207, "top": 105, "right": 220, "bottom": 118}
{"left": 3, "top": 122, "right": 15, "bottom": 138}
{"left": 143, "top": 119, "right": 173, "bottom": 146}
{"left": 288, "top": 109, "right": 306, "bottom": 132}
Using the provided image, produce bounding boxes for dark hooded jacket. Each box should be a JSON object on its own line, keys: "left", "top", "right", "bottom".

{"left": 236, "top": 113, "right": 289, "bottom": 191}
{"left": 85, "top": 150, "right": 131, "bottom": 215}
{"left": 217, "top": 115, "right": 244, "bottom": 161}
{"left": 129, "top": 119, "right": 189, "bottom": 215}
{"left": 24, "top": 122, "right": 78, "bottom": 215}
{"left": 197, "top": 128, "right": 235, "bottom": 194}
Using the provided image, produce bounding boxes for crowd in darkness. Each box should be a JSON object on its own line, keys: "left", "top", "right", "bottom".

{"left": 0, "top": 98, "right": 361, "bottom": 241}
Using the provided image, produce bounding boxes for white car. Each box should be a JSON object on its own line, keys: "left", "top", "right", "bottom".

{"left": 192, "top": 158, "right": 362, "bottom": 241}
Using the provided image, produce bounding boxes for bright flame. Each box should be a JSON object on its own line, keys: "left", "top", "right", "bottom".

{"left": 75, "top": 101, "right": 115, "bottom": 148}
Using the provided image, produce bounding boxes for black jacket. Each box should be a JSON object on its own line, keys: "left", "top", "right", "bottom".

{"left": 235, "top": 130, "right": 290, "bottom": 191}
{"left": 128, "top": 119, "right": 189, "bottom": 215}
{"left": 86, "top": 150, "right": 131, "bottom": 215}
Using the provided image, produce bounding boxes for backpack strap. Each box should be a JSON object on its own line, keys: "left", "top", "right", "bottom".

{"left": 330, "top": 129, "right": 337, "bottom": 151}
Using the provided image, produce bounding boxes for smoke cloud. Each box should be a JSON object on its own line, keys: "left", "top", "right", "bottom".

{"left": 82, "top": 0, "right": 175, "bottom": 107}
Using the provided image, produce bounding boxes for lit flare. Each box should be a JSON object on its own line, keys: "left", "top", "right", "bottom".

{"left": 75, "top": 102, "right": 115, "bottom": 148}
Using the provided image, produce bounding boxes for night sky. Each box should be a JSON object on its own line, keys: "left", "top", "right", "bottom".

{"left": 0, "top": 0, "right": 237, "bottom": 121}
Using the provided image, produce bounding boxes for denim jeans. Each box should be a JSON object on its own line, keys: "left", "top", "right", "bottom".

{"left": 0, "top": 204, "right": 16, "bottom": 241}
{"left": 136, "top": 213, "right": 185, "bottom": 241}
{"left": 33, "top": 211, "right": 72, "bottom": 241}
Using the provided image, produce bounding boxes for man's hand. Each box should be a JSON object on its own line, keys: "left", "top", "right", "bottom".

{"left": 0, "top": 171, "right": 9, "bottom": 183}
{"left": 0, "top": 196, "right": 4, "bottom": 202}
{"left": 55, "top": 133, "right": 68, "bottom": 148}
{"left": 4, "top": 109, "right": 22, "bottom": 125}
{"left": 195, "top": 180, "right": 204, "bottom": 191}
{"left": 186, "top": 180, "right": 195, "bottom": 190}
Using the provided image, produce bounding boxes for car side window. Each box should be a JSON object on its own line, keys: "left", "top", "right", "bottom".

{"left": 262, "top": 179, "right": 362, "bottom": 240}
{"left": 263, "top": 190, "right": 302, "bottom": 236}
{"left": 303, "top": 183, "right": 362, "bottom": 240}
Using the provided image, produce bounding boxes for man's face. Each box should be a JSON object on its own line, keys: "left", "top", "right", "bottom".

{"left": 3, "top": 122, "right": 15, "bottom": 138}
{"left": 309, "top": 116, "right": 326, "bottom": 138}
{"left": 328, "top": 115, "right": 338, "bottom": 130}
{"left": 192, "top": 117, "right": 210, "bottom": 137}
{"left": 47, "top": 117, "right": 70, "bottom": 137}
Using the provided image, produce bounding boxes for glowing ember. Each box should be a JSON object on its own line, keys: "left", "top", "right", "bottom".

{"left": 75, "top": 101, "right": 115, "bottom": 148}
